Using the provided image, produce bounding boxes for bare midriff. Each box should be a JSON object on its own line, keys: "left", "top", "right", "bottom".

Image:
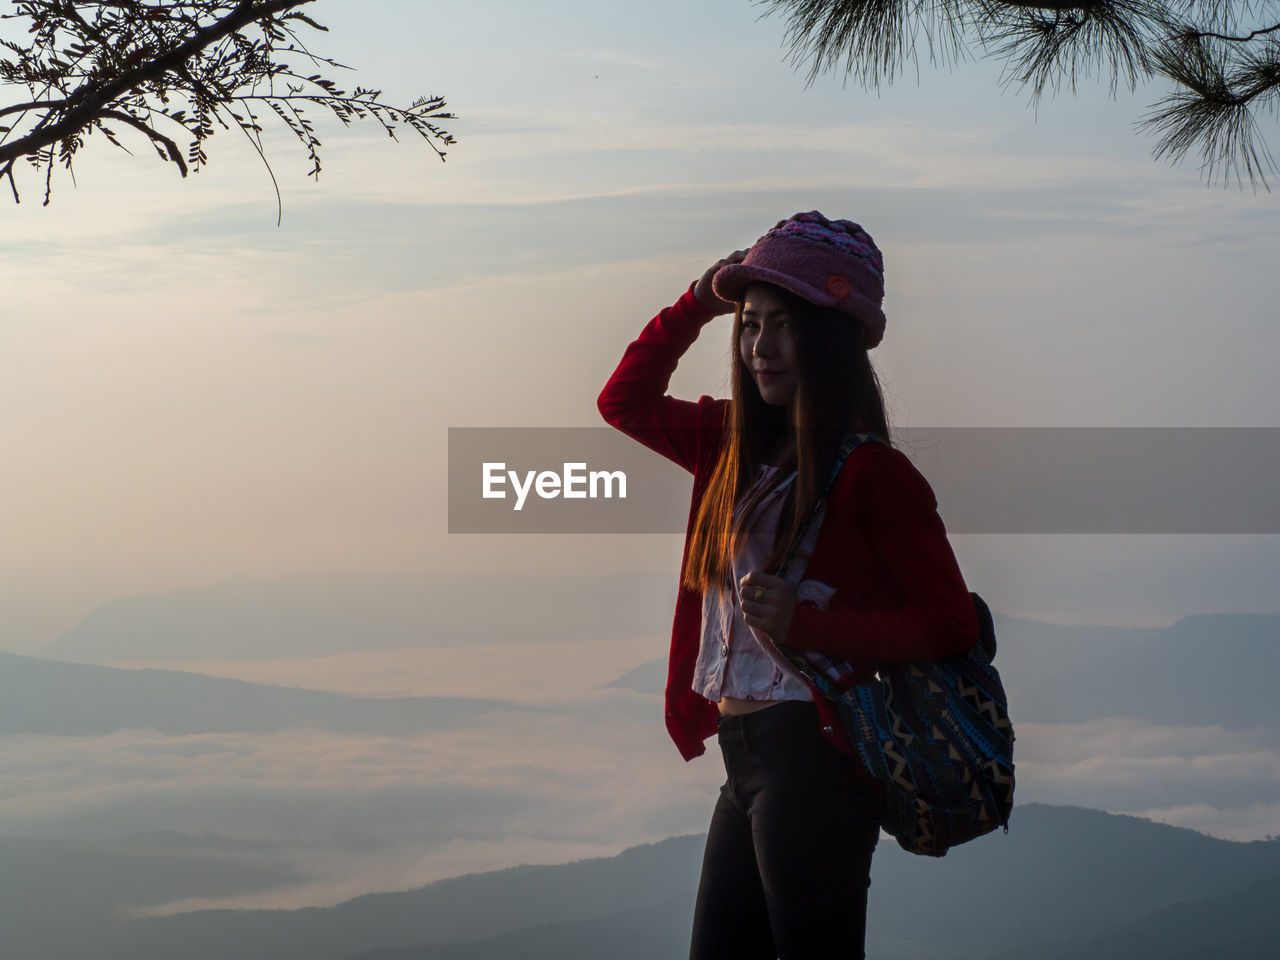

{"left": 717, "top": 697, "right": 787, "bottom": 717}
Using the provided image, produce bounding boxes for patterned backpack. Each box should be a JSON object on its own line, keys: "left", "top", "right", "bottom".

{"left": 791, "top": 593, "right": 1015, "bottom": 856}
{"left": 777, "top": 436, "right": 1016, "bottom": 857}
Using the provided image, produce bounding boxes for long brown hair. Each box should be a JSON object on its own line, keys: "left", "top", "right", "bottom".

{"left": 682, "top": 283, "right": 891, "bottom": 593}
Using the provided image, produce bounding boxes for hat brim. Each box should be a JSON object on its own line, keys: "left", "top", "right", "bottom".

{"left": 712, "top": 262, "right": 886, "bottom": 349}
{"left": 712, "top": 263, "right": 837, "bottom": 312}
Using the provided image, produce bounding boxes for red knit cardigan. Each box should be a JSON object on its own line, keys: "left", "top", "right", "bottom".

{"left": 598, "top": 285, "right": 979, "bottom": 761}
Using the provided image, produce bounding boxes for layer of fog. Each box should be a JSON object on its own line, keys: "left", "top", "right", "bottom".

{"left": 2, "top": 629, "right": 1276, "bottom": 913}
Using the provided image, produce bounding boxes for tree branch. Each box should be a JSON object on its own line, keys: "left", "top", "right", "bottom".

{"left": 1191, "top": 22, "right": 1280, "bottom": 43}
{"left": 0, "top": 0, "right": 315, "bottom": 167}
{"left": 1, "top": 158, "right": 17, "bottom": 202}
{"left": 987, "top": 0, "right": 1114, "bottom": 9}
{"left": 0, "top": 99, "right": 69, "bottom": 120}
{"left": 99, "top": 108, "right": 188, "bottom": 175}
{"left": 2, "top": 0, "right": 454, "bottom": 208}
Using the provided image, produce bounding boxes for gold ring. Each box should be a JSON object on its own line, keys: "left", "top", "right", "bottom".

{"left": 753, "top": 587, "right": 765, "bottom": 603}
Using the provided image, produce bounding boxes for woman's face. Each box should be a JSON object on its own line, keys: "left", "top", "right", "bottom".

{"left": 739, "top": 285, "right": 798, "bottom": 408}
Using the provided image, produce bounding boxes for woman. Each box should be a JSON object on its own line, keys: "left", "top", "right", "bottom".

{"left": 598, "top": 211, "right": 978, "bottom": 959}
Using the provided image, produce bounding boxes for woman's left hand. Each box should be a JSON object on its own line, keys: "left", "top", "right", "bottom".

{"left": 738, "top": 571, "right": 795, "bottom": 644}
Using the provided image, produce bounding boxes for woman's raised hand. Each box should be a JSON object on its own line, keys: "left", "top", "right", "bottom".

{"left": 693, "top": 249, "right": 748, "bottom": 315}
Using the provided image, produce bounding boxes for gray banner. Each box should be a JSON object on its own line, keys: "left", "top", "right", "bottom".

{"left": 448, "top": 428, "right": 1280, "bottom": 534}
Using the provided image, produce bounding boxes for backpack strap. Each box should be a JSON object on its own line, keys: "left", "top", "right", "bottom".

{"left": 773, "top": 432, "right": 880, "bottom": 576}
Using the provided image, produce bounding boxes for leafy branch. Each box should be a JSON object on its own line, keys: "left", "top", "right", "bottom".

{"left": 760, "top": 0, "right": 1280, "bottom": 188}
{"left": 0, "top": 1, "right": 456, "bottom": 216}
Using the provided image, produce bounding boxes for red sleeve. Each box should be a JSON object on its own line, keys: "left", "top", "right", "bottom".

{"left": 787, "top": 444, "right": 978, "bottom": 663}
{"left": 597, "top": 284, "right": 723, "bottom": 473}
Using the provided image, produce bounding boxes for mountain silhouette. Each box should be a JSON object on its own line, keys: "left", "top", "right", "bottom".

{"left": 0, "top": 651, "right": 535, "bottom": 736}
{"left": 606, "top": 612, "right": 1280, "bottom": 730}
{"left": 13, "top": 805, "right": 1267, "bottom": 960}
{"left": 43, "top": 571, "right": 676, "bottom": 661}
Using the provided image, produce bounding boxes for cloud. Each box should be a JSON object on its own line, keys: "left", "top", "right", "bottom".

{"left": 0, "top": 695, "right": 723, "bottom": 911}
{"left": 555, "top": 49, "right": 677, "bottom": 73}
{"left": 0, "top": 624, "right": 1276, "bottom": 920}
{"left": 1012, "top": 719, "right": 1280, "bottom": 824}
{"left": 2, "top": 694, "right": 1276, "bottom": 914}
{"left": 952, "top": 536, "right": 1280, "bottom": 627}
{"left": 106, "top": 637, "right": 670, "bottom": 700}
{"left": 302, "top": 114, "right": 1142, "bottom": 212}
{"left": 130, "top": 834, "right": 648, "bottom": 916}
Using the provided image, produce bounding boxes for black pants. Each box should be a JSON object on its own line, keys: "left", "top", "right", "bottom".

{"left": 689, "top": 701, "right": 880, "bottom": 960}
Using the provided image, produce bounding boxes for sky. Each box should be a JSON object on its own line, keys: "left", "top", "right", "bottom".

{"left": 1, "top": 0, "right": 1280, "bottom": 905}
{"left": 3, "top": 0, "right": 1279, "bottom": 647}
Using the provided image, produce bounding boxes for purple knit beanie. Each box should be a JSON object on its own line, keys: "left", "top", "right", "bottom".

{"left": 712, "top": 211, "right": 886, "bottom": 349}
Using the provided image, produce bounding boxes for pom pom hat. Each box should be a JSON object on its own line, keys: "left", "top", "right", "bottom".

{"left": 712, "top": 211, "right": 887, "bottom": 349}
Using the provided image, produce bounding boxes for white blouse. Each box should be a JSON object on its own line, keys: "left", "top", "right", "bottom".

{"left": 692, "top": 465, "right": 829, "bottom": 704}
